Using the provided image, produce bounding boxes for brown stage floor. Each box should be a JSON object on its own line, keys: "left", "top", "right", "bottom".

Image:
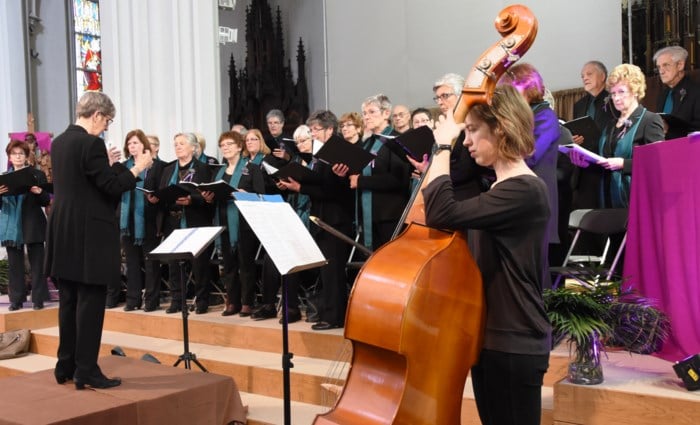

{"left": 0, "top": 355, "right": 246, "bottom": 425}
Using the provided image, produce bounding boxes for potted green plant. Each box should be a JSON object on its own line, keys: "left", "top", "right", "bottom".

{"left": 544, "top": 273, "right": 670, "bottom": 385}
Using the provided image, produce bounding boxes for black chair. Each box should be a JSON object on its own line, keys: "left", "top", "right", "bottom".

{"left": 551, "top": 208, "right": 628, "bottom": 288}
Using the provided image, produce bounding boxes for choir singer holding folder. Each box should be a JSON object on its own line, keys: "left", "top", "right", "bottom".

{"left": 570, "top": 61, "right": 616, "bottom": 211}
{"left": 569, "top": 64, "right": 664, "bottom": 209}
{"left": 277, "top": 111, "right": 354, "bottom": 330}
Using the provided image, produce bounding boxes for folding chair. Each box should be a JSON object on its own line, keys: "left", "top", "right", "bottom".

{"left": 551, "top": 208, "right": 628, "bottom": 288}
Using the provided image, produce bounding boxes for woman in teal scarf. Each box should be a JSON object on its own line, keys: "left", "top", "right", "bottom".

{"left": 201, "top": 131, "right": 264, "bottom": 317}
{"left": 0, "top": 140, "right": 51, "bottom": 310}
{"left": 111, "top": 129, "right": 160, "bottom": 311}
{"left": 570, "top": 64, "right": 665, "bottom": 208}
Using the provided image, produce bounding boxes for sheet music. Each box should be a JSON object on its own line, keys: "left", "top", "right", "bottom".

{"left": 234, "top": 198, "right": 326, "bottom": 275}
{"left": 149, "top": 226, "right": 224, "bottom": 259}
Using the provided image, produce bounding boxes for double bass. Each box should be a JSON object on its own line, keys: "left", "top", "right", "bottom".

{"left": 314, "top": 5, "right": 538, "bottom": 425}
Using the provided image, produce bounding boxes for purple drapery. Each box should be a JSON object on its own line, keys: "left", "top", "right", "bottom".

{"left": 624, "top": 135, "right": 700, "bottom": 362}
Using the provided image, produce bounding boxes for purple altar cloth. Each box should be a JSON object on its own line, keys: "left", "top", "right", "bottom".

{"left": 624, "top": 135, "right": 700, "bottom": 362}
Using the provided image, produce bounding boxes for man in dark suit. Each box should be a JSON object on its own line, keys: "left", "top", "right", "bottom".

{"left": 46, "top": 91, "right": 152, "bottom": 389}
{"left": 654, "top": 45, "right": 700, "bottom": 139}
{"left": 572, "top": 61, "right": 616, "bottom": 210}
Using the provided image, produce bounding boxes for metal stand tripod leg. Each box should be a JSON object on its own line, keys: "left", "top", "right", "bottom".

{"left": 173, "top": 260, "right": 207, "bottom": 372}
{"left": 280, "top": 274, "right": 294, "bottom": 425}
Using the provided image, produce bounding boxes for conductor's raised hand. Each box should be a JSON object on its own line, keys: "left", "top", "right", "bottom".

{"left": 107, "top": 145, "right": 121, "bottom": 166}
{"left": 135, "top": 149, "right": 153, "bottom": 171}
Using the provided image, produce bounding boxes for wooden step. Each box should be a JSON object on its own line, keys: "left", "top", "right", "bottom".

{"left": 102, "top": 306, "right": 347, "bottom": 360}
{"left": 31, "top": 326, "right": 344, "bottom": 406}
{"left": 0, "top": 302, "right": 59, "bottom": 332}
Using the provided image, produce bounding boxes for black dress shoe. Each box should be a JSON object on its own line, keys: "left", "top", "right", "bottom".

{"left": 33, "top": 302, "right": 44, "bottom": 310}
{"left": 54, "top": 371, "right": 72, "bottom": 384}
{"left": 221, "top": 305, "right": 241, "bottom": 316}
{"left": 165, "top": 305, "right": 182, "bottom": 314}
{"left": 251, "top": 304, "right": 277, "bottom": 320}
{"left": 105, "top": 302, "right": 119, "bottom": 309}
{"left": 279, "top": 308, "right": 302, "bottom": 324}
{"left": 8, "top": 303, "right": 22, "bottom": 311}
{"left": 123, "top": 305, "right": 138, "bottom": 312}
{"left": 195, "top": 306, "right": 208, "bottom": 315}
{"left": 74, "top": 374, "right": 122, "bottom": 390}
{"left": 311, "top": 321, "right": 341, "bottom": 331}
{"left": 143, "top": 305, "right": 160, "bottom": 312}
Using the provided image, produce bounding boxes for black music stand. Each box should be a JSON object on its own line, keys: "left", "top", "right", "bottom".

{"left": 234, "top": 193, "right": 326, "bottom": 425}
{"left": 148, "top": 226, "right": 224, "bottom": 371}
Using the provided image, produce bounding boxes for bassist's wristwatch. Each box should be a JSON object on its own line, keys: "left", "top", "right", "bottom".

{"left": 433, "top": 143, "right": 452, "bottom": 154}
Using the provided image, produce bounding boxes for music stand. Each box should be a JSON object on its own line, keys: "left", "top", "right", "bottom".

{"left": 148, "top": 226, "right": 224, "bottom": 371}
{"left": 234, "top": 193, "right": 326, "bottom": 425}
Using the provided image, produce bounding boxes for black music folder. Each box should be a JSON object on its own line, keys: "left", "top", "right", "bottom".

{"left": 563, "top": 115, "right": 601, "bottom": 143}
{"left": 271, "top": 161, "right": 320, "bottom": 183}
{"left": 383, "top": 126, "right": 436, "bottom": 161}
{"left": 659, "top": 113, "right": 692, "bottom": 138}
{"left": 0, "top": 167, "right": 37, "bottom": 195}
{"left": 178, "top": 180, "right": 236, "bottom": 200}
{"left": 137, "top": 184, "right": 191, "bottom": 204}
{"left": 314, "top": 135, "right": 375, "bottom": 175}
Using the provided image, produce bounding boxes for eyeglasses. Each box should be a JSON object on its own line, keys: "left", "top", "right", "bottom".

{"left": 433, "top": 93, "right": 455, "bottom": 103}
{"left": 361, "top": 109, "right": 381, "bottom": 117}
{"left": 309, "top": 126, "right": 326, "bottom": 133}
{"left": 9, "top": 151, "right": 26, "bottom": 157}
{"left": 609, "top": 90, "right": 632, "bottom": 99}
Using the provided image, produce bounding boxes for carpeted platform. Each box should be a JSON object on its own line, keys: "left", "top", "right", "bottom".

{"left": 0, "top": 355, "right": 246, "bottom": 425}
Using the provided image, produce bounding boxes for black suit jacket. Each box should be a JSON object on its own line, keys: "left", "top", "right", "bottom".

{"left": 655, "top": 75, "right": 700, "bottom": 139}
{"left": 46, "top": 124, "right": 138, "bottom": 286}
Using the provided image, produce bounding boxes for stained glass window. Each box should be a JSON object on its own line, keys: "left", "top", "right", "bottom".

{"left": 72, "top": 0, "right": 101, "bottom": 100}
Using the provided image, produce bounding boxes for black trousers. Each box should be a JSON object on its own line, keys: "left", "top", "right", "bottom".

{"left": 220, "top": 222, "right": 259, "bottom": 308}
{"left": 119, "top": 235, "right": 162, "bottom": 309}
{"left": 6, "top": 243, "right": 47, "bottom": 304}
{"left": 315, "top": 226, "right": 352, "bottom": 326}
{"left": 471, "top": 349, "right": 550, "bottom": 425}
{"left": 55, "top": 279, "right": 107, "bottom": 380}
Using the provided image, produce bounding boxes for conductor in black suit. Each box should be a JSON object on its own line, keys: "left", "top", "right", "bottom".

{"left": 46, "top": 92, "right": 153, "bottom": 389}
